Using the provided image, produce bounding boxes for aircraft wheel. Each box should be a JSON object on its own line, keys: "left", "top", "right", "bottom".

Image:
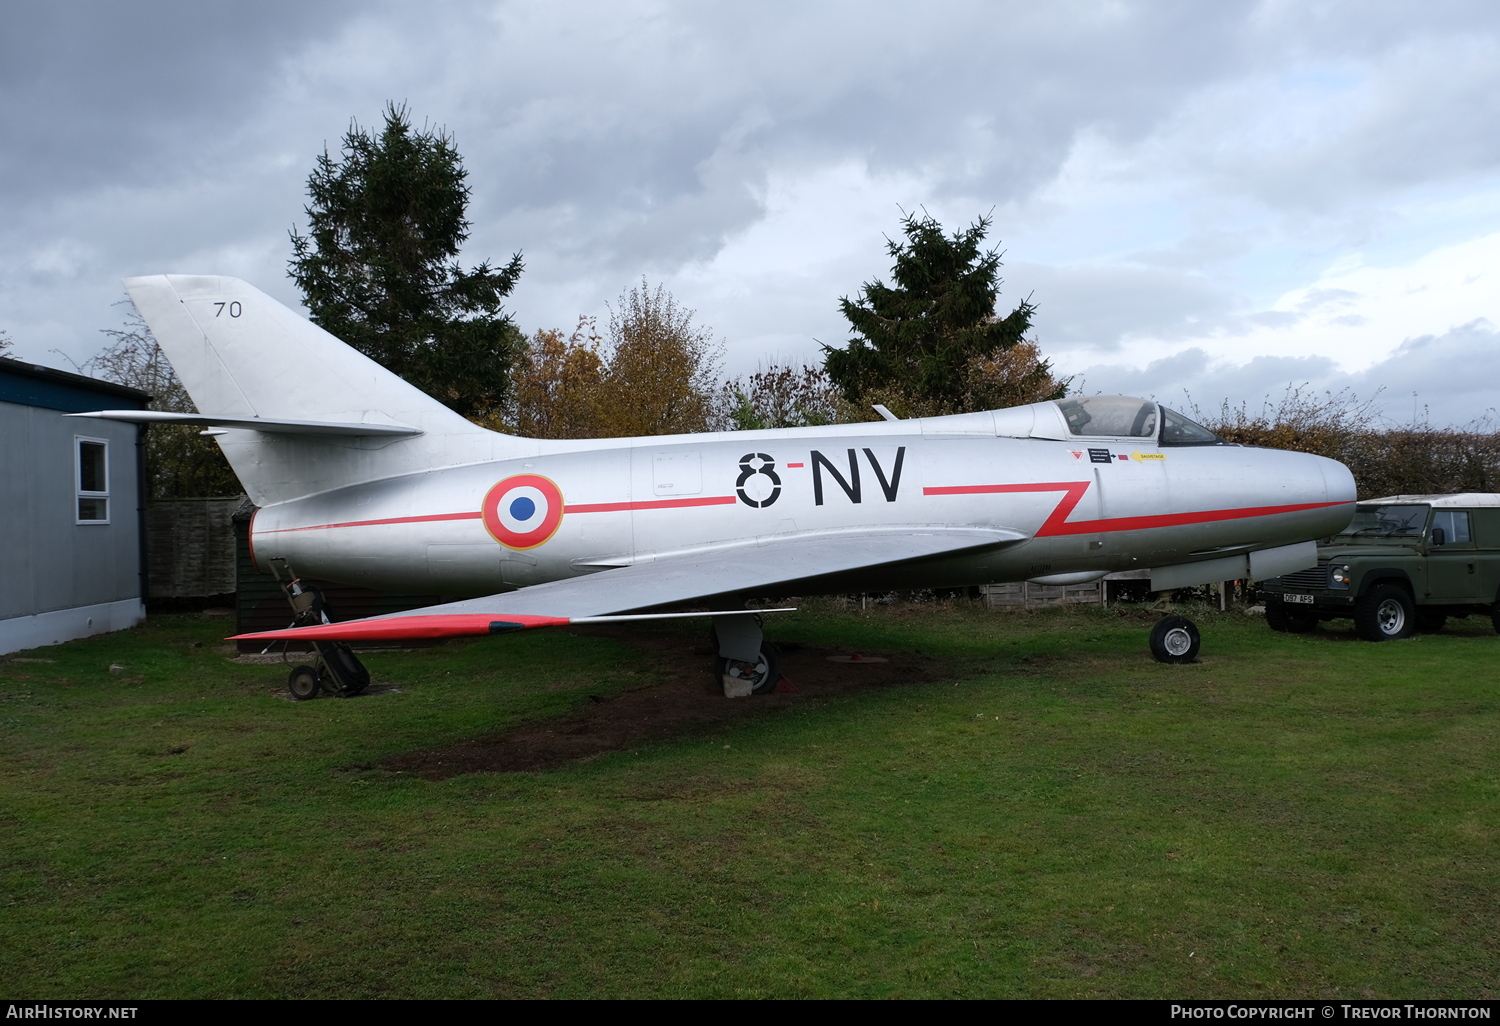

{"left": 715, "top": 644, "right": 781, "bottom": 697}
{"left": 1149, "top": 616, "right": 1200, "bottom": 664}
{"left": 287, "top": 665, "right": 321, "bottom": 701}
{"left": 1416, "top": 611, "right": 1447, "bottom": 634}
{"left": 1354, "top": 584, "right": 1414, "bottom": 642}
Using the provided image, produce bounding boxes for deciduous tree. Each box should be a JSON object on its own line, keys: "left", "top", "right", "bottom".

{"left": 503, "top": 319, "right": 607, "bottom": 439}
{"left": 503, "top": 280, "right": 722, "bottom": 438}
{"left": 722, "top": 361, "right": 843, "bottom": 430}
{"left": 596, "top": 279, "right": 722, "bottom": 437}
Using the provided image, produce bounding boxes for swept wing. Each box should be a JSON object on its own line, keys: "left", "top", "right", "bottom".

{"left": 233, "top": 525, "right": 1025, "bottom": 642}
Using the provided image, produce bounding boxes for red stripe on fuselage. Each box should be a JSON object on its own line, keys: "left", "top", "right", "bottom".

{"left": 921, "top": 481, "right": 1350, "bottom": 537}
{"left": 259, "top": 511, "right": 483, "bottom": 534}
{"left": 255, "top": 495, "right": 738, "bottom": 534}
{"left": 564, "top": 496, "right": 738, "bottom": 514}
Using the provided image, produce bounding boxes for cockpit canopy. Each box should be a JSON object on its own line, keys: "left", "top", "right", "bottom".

{"left": 1054, "top": 395, "right": 1224, "bottom": 446}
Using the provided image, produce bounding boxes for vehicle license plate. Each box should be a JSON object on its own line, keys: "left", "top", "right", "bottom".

{"left": 1283, "top": 592, "right": 1315, "bottom": 604}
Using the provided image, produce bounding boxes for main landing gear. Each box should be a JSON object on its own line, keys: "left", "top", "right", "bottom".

{"left": 1149, "top": 615, "right": 1201, "bottom": 664}
{"left": 711, "top": 613, "right": 782, "bottom": 697}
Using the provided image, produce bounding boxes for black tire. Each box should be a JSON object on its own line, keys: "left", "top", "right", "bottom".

{"left": 1354, "top": 584, "right": 1414, "bottom": 642}
{"left": 1286, "top": 607, "right": 1319, "bottom": 632}
{"left": 1266, "top": 599, "right": 1318, "bottom": 633}
{"left": 1416, "top": 610, "right": 1447, "bottom": 634}
{"left": 1149, "top": 615, "right": 1200, "bottom": 664}
{"left": 287, "top": 665, "right": 321, "bottom": 701}
{"left": 715, "top": 644, "right": 782, "bottom": 695}
{"left": 1265, "top": 599, "right": 1290, "bottom": 633}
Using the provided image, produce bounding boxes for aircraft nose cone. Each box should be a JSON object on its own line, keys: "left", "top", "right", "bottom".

{"left": 1315, "top": 453, "right": 1357, "bottom": 504}
{"left": 1306, "top": 452, "right": 1357, "bottom": 535}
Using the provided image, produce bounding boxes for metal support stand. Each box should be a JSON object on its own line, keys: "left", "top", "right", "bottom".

{"left": 264, "top": 560, "right": 370, "bottom": 699}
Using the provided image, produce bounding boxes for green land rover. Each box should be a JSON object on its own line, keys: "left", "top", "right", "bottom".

{"left": 1259, "top": 493, "right": 1500, "bottom": 641}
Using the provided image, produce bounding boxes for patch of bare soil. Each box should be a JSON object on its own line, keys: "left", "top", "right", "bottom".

{"left": 379, "top": 625, "right": 950, "bottom": 779}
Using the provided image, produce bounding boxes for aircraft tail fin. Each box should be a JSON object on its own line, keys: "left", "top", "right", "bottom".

{"left": 123, "top": 275, "right": 533, "bottom": 506}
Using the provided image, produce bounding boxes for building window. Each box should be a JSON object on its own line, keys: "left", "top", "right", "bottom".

{"left": 76, "top": 437, "right": 109, "bottom": 523}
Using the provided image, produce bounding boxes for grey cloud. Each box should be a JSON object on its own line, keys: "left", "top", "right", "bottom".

{"left": 0, "top": 1, "right": 361, "bottom": 200}
{"left": 5, "top": 0, "right": 1500, "bottom": 391}
{"left": 1074, "top": 348, "right": 1342, "bottom": 409}
{"left": 1072, "top": 319, "right": 1500, "bottom": 428}
{"left": 1298, "top": 288, "right": 1360, "bottom": 310}
{"left": 1353, "top": 319, "right": 1500, "bottom": 424}
{"left": 1154, "top": 10, "right": 1500, "bottom": 217}
{"left": 433, "top": 0, "right": 1269, "bottom": 281}
{"left": 1007, "top": 262, "right": 1236, "bottom": 350}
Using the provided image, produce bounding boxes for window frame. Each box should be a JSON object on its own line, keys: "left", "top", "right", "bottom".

{"left": 74, "top": 435, "right": 110, "bottom": 525}
{"left": 1431, "top": 509, "right": 1473, "bottom": 546}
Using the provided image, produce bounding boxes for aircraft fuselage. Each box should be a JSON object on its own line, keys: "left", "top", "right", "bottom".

{"left": 249, "top": 409, "right": 1354, "bottom": 599}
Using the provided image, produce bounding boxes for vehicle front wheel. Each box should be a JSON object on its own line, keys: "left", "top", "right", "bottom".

{"left": 1149, "top": 615, "right": 1200, "bottom": 664}
{"left": 1354, "top": 584, "right": 1414, "bottom": 642}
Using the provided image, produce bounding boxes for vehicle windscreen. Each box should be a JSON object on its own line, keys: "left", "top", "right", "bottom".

{"left": 1055, "top": 396, "right": 1158, "bottom": 437}
{"left": 1339, "top": 504, "right": 1430, "bottom": 538}
{"left": 1159, "top": 406, "right": 1225, "bottom": 446}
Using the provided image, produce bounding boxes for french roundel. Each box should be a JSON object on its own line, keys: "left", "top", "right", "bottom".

{"left": 482, "top": 474, "right": 565, "bottom": 550}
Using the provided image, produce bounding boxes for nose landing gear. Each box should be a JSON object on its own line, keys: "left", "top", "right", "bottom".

{"left": 1149, "top": 615, "right": 1201, "bottom": 664}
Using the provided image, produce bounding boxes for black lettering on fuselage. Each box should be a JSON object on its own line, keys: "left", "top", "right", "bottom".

{"left": 863, "top": 446, "right": 905, "bottom": 502}
{"left": 811, "top": 449, "right": 861, "bottom": 505}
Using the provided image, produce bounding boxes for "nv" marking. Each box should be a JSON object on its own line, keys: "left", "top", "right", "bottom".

{"left": 810, "top": 447, "right": 905, "bottom": 505}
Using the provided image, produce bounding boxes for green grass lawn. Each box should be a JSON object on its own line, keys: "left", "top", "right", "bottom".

{"left": 1, "top": 602, "right": 1496, "bottom": 998}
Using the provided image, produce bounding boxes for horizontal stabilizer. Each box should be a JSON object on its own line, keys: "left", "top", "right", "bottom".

{"left": 66, "top": 410, "right": 422, "bottom": 437}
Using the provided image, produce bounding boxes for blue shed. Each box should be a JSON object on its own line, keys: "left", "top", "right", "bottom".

{"left": 0, "top": 356, "right": 150, "bottom": 654}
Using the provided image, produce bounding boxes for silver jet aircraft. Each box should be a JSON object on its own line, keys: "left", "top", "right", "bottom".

{"left": 74, "top": 276, "right": 1357, "bottom": 687}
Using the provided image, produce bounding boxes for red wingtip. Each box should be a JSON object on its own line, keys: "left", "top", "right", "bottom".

{"left": 228, "top": 613, "right": 571, "bottom": 642}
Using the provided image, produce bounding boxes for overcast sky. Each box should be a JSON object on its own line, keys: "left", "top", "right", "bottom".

{"left": 5, "top": 0, "right": 1500, "bottom": 426}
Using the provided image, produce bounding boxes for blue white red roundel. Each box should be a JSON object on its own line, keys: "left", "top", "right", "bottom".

{"left": 482, "top": 474, "right": 564, "bottom": 550}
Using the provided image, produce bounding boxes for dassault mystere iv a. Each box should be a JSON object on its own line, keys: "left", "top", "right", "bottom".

{"left": 73, "top": 276, "right": 1357, "bottom": 690}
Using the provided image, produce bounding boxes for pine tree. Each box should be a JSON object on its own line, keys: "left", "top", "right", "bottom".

{"left": 824, "top": 211, "right": 1065, "bottom": 417}
{"left": 288, "top": 102, "right": 524, "bottom": 419}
